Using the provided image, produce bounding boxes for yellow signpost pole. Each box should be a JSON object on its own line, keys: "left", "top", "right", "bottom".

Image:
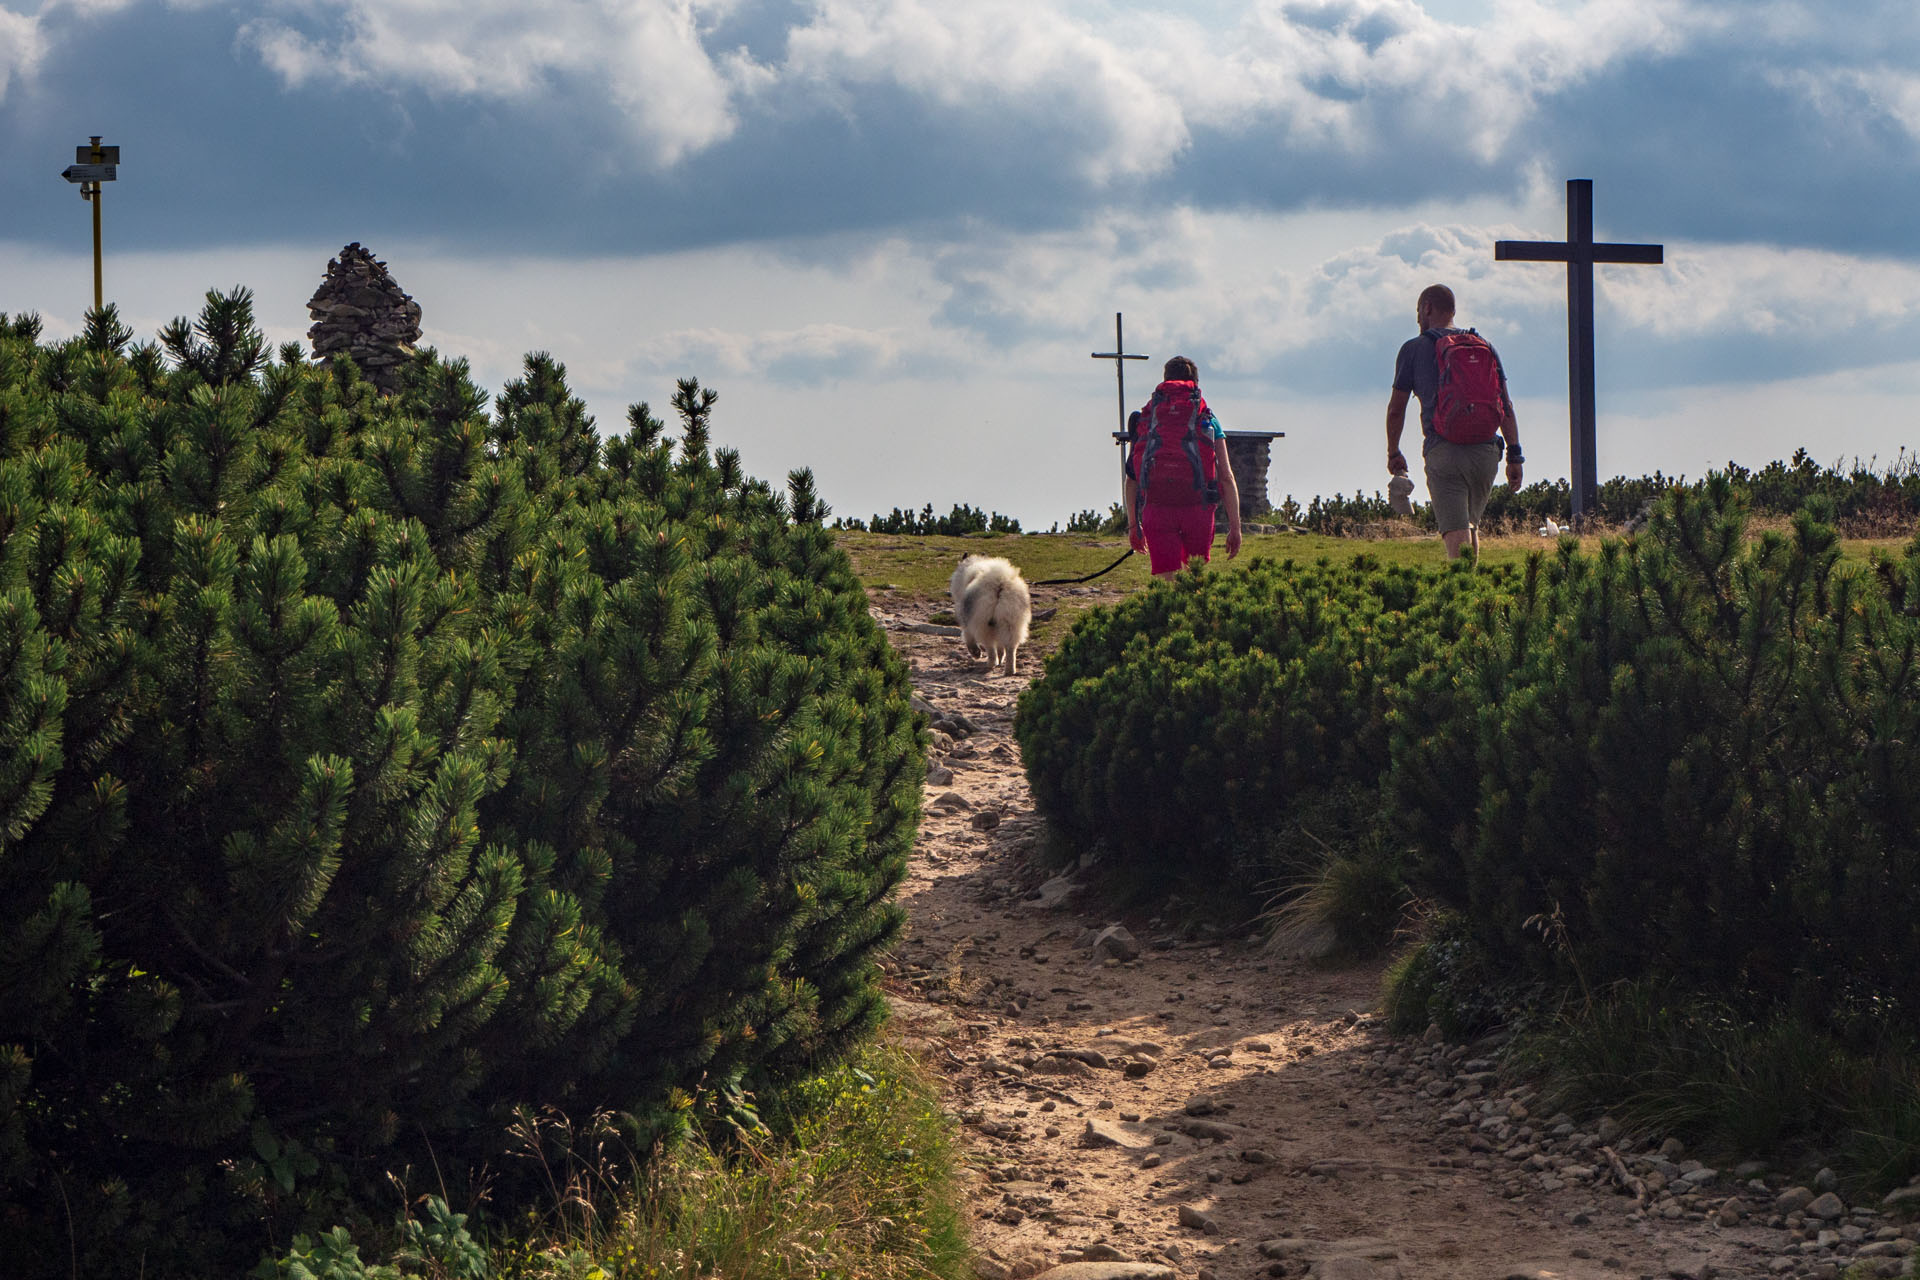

{"left": 63, "top": 137, "right": 118, "bottom": 312}
{"left": 89, "top": 138, "right": 103, "bottom": 311}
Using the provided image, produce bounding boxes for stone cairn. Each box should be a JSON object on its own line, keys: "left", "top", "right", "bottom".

{"left": 306, "top": 243, "right": 422, "bottom": 394}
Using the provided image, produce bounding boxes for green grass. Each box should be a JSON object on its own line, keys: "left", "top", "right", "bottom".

{"left": 841, "top": 528, "right": 1494, "bottom": 600}
{"left": 840, "top": 526, "right": 1916, "bottom": 609}
{"left": 260, "top": 1043, "right": 971, "bottom": 1280}
{"left": 1511, "top": 982, "right": 1920, "bottom": 1191}
{"left": 842, "top": 527, "right": 1565, "bottom": 649}
{"left": 493, "top": 1042, "right": 971, "bottom": 1280}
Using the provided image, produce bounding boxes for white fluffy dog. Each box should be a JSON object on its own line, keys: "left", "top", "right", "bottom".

{"left": 949, "top": 554, "right": 1032, "bottom": 676}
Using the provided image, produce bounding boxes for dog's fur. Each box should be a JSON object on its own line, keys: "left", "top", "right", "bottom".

{"left": 949, "top": 554, "right": 1032, "bottom": 676}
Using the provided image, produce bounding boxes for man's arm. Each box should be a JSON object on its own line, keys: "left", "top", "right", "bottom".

{"left": 1213, "top": 438, "right": 1242, "bottom": 558}
{"left": 1123, "top": 475, "right": 1143, "bottom": 551}
{"left": 1386, "top": 387, "right": 1412, "bottom": 475}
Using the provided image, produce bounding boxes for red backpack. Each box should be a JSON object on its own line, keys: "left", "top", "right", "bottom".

{"left": 1132, "top": 380, "right": 1217, "bottom": 507}
{"left": 1431, "top": 329, "right": 1507, "bottom": 444}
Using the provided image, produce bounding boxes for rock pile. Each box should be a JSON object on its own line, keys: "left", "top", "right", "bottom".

{"left": 1373, "top": 1032, "right": 1920, "bottom": 1278}
{"left": 306, "top": 243, "right": 422, "bottom": 394}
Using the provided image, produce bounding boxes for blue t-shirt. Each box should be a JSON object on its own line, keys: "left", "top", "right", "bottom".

{"left": 1394, "top": 328, "right": 1511, "bottom": 450}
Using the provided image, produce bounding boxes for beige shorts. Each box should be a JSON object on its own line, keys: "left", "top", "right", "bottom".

{"left": 1425, "top": 439, "right": 1502, "bottom": 534}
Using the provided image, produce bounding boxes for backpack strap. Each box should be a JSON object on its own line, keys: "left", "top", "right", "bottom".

{"left": 1181, "top": 393, "right": 1206, "bottom": 495}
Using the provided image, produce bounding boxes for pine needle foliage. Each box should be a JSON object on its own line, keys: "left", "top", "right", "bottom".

{"left": 0, "top": 288, "right": 921, "bottom": 1277}
{"left": 1013, "top": 555, "right": 1514, "bottom": 893}
{"left": 1022, "top": 482, "right": 1920, "bottom": 1083}
{"left": 1391, "top": 479, "right": 1920, "bottom": 1037}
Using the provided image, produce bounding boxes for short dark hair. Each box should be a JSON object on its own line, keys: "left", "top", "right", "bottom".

{"left": 1417, "top": 284, "right": 1456, "bottom": 316}
{"left": 1163, "top": 355, "right": 1198, "bottom": 381}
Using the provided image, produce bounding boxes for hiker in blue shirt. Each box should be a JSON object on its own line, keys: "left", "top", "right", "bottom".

{"left": 1385, "top": 284, "right": 1524, "bottom": 559}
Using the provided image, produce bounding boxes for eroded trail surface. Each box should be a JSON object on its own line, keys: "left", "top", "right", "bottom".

{"left": 872, "top": 588, "right": 1896, "bottom": 1280}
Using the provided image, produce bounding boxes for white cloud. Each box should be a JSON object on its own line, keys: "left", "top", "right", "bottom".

{"left": 779, "top": 0, "right": 1188, "bottom": 183}
{"left": 239, "top": 0, "right": 749, "bottom": 165}
{"left": 210, "top": 0, "right": 1739, "bottom": 188}
{"left": 1770, "top": 64, "right": 1920, "bottom": 149}
{"left": 1161, "top": 0, "right": 1716, "bottom": 160}
{"left": 0, "top": 6, "right": 44, "bottom": 100}
{"left": 1604, "top": 241, "right": 1920, "bottom": 337}
{"left": 761, "top": 0, "right": 1723, "bottom": 184}
{"left": 898, "top": 204, "right": 1920, "bottom": 394}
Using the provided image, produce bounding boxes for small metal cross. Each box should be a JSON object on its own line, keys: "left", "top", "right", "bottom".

{"left": 1092, "top": 312, "right": 1149, "bottom": 493}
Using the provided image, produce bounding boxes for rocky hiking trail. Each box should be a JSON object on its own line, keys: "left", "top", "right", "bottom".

{"left": 869, "top": 585, "right": 1920, "bottom": 1280}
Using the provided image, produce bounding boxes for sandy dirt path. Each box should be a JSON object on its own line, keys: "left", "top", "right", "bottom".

{"left": 871, "top": 584, "right": 1828, "bottom": 1280}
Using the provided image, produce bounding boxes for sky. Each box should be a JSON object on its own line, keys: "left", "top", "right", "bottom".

{"left": 4, "top": 0, "right": 1920, "bottom": 528}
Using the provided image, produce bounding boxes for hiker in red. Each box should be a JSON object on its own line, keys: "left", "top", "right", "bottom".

{"left": 1386, "top": 284, "right": 1524, "bottom": 559}
{"left": 1125, "top": 356, "right": 1242, "bottom": 578}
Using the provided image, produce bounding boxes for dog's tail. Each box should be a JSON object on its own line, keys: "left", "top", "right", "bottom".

{"left": 985, "top": 583, "right": 1008, "bottom": 629}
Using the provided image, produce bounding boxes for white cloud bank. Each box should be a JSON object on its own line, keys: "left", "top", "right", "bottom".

{"left": 239, "top": 0, "right": 747, "bottom": 165}
{"left": 211, "top": 0, "right": 1749, "bottom": 181}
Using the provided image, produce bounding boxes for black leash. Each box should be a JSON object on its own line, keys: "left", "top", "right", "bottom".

{"left": 1031, "top": 547, "right": 1135, "bottom": 587}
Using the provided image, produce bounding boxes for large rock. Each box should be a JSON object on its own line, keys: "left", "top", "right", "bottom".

{"left": 1092, "top": 924, "right": 1141, "bottom": 961}
{"left": 1030, "top": 1266, "right": 1174, "bottom": 1280}
{"left": 1774, "top": 1186, "right": 1815, "bottom": 1215}
{"left": 1177, "top": 1204, "right": 1220, "bottom": 1234}
{"left": 1179, "top": 1118, "right": 1240, "bottom": 1142}
{"left": 1805, "top": 1190, "right": 1847, "bottom": 1220}
{"left": 1083, "top": 1119, "right": 1154, "bottom": 1150}
{"left": 1259, "top": 1239, "right": 1403, "bottom": 1264}
{"left": 1020, "top": 875, "right": 1081, "bottom": 909}
{"left": 1315, "top": 1261, "right": 1402, "bottom": 1280}
{"left": 974, "top": 1244, "right": 1055, "bottom": 1280}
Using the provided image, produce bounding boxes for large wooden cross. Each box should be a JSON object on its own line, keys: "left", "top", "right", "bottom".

{"left": 1495, "top": 179, "right": 1663, "bottom": 523}
{"left": 1091, "top": 312, "right": 1149, "bottom": 496}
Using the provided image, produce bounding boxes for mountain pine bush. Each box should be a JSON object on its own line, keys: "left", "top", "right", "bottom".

{"left": 1013, "top": 556, "right": 1511, "bottom": 893}
{"left": 1391, "top": 480, "right": 1920, "bottom": 1035}
{"left": 0, "top": 293, "right": 921, "bottom": 1277}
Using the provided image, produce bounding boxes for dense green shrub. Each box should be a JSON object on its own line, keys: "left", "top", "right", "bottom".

{"left": 1013, "top": 555, "right": 1511, "bottom": 894}
{"left": 1059, "top": 507, "right": 1116, "bottom": 535}
{"left": 1392, "top": 480, "right": 1920, "bottom": 1035}
{"left": 833, "top": 501, "right": 1021, "bottom": 536}
{"left": 1283, "top": 451, "right": 1919, "bottom": 538}
{"left": 1279, "top": 472, "right": 1684, "bottom": 536}
{"left": 1501, "top": 980, "right": 1920, "bottom": 1172}
{"left": 0, "top": 294, "right": 921, "bottom": 1276}
{"left": 1729, "top": 447, "right": 1920, "bottom": 531}
{"left": 1380, "top": 913, "right": 1532, "bottom": 1039}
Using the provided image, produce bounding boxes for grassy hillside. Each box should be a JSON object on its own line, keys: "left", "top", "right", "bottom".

{"left": 838, "top": 524, "right": 1914, "bottom": 604}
